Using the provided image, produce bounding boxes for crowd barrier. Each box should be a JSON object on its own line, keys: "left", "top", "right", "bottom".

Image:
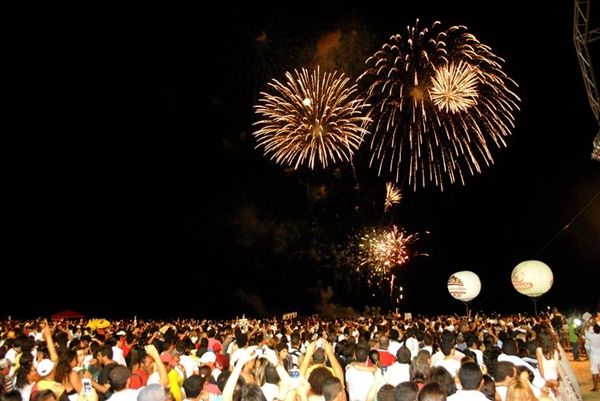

{"left": 556, "top": 343, "right": 583, "bottom": 401}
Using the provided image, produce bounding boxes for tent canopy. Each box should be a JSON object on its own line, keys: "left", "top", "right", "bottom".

{"left": 51, "top": 309, "right": 85, "bottom": 321}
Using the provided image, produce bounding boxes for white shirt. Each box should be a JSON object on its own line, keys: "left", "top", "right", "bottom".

{"left": 345, "top": 364, "right": 375, "bottom": 401}
{"left": 383, "top": 362, "right": 410, "bottom": 386}
{"left": 106, "top": 389, "right": 141, "bottom": 401}
{"left": 447, "top": 389, "right": 489, "bottom": 401}
{"left": 433, "top": 357, "right": 461, "bottom": 377}
{"left": 112, "top": 346, "right": 127, "bottom": 366}
{"left": 261, "top": 383, "right": 279, "bottom": 401}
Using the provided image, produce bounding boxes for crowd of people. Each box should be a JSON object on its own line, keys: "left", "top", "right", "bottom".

{"left": 0, "top": 311, "right": 598, "bottom": 401}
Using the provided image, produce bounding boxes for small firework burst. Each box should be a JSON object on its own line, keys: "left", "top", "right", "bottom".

{"left": 358, "top": 225, "right": 421, "bottom": 283}
{"left": 384, "top": 182, "right": 402, "bottom": 211}
{"left": 359, "top": 20, "right": 520, "bottom": 190}
{"left": 253, "top": 67, "right": 370, "bottom": 170}
{"left": 429, "top": 61, "right": 479, "bottom": 113}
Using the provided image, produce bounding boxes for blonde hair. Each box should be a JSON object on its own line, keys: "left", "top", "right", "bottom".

{"left": 506, "top": 378, "right": 538, "bottom": 401}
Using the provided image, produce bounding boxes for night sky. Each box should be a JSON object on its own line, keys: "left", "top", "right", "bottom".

{"left": 6, "top": 2, "right": 599, "bottom": 319}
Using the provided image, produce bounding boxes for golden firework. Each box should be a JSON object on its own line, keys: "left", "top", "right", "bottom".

{"left": 430, "top": 61, "right": 479, "bottom": 113}
{"left": 359, "top": 20, "right": 520, "bottom": 190}
{"left": 253, "top": 67, "right": 370, "bottom": 169}
{"left": 358, "top": 225, "right": 420, "bottom": 282}
{"left": 384, "top": 182, "right": 402, "bottom": 211}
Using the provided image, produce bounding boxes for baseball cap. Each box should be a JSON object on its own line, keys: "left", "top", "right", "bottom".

{"left": 198, "top": 351, "right": 216, "bottom": 364}
{"left": 138, "top": 383, "right": 168, "bottom": 401}
{"left": 37, "top": 359, "right": 55, "bottom": 376}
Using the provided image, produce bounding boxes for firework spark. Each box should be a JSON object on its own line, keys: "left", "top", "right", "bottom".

{"left": 359, "top": 20, "right": 520, "bottom": 190}
{"left": 253, "top": 67, "right": 370, "bottom": 169}
{"left": 358, "top": 225, "right": 422, "bottom": 283}
{"left": 384, "top": 182, "right": 402, "bottom": 211}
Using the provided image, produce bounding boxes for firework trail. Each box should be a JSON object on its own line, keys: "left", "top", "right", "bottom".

{"left": 359, "top": 20, "right": 520, "bottom": 190}
{"left": 253, "top": 67, "right": 370, "bottom": 170}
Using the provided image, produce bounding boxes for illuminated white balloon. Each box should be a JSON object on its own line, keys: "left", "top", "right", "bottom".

{"left": 447, "top": 271, "right": 481, "bottom": 302}
{"left": 511, "top": 260, "right": 553, "bottom": 297}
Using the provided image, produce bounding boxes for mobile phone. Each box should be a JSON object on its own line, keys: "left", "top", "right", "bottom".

{"left": 317, "top": 339, "right": 324, "bottom": 348}
{"left": 82, "top": 378, "right": 93, "bottom": 395}
{"left": 290, "top": 369, "right": 300, "bottom": 389}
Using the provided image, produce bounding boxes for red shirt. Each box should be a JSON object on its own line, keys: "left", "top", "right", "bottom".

{"left": 129, "top": 368, "right": 149, "bottom": 389}
{"left": 377, "top": 349, "right": 396, "bottom": 367}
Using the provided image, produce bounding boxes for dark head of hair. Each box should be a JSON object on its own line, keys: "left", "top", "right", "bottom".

{"left": 308, "top": 366, "right": 334, "bottom": 395}
{"left": 312, "top": 348, "right": 326, "bottom": 364}
{"left": 502, "top": 338, "right": 518, "bottom": 356}
{"left": 235, "top": 333, "right": 248, "bottom": 348}
{"left": 264, "top": 365, "right": 279, "bottom": 385}
{"left": 354, "top": 346, "right": 368, "bottom": 363}
{"left": 394, "top": 381, "right": 418, "bottom": 401}
{"left": 515, "top": 365, "right": 534, "bottom": 383}
{"left": 290, "top": 331, "right": 301, "bottom": 346}
{"left": 461, "top": 349, "right": 476, "bottom": 362}
{"left": 493, "top": 361, "right": 515, "bottom": 382}
{"left": 32, "top": 390, "right": 57, "bottom": 401}
{"left": 480, "top": 374, "right": 496, "bottom": 401}
{"left": 377, "top": 384, "right": 396, "bottom": 401}
{"left": 396, "top": 346, "right": 412, "bottom": 364}
{"left": 409, "top": 350, "right": 431, "bottom": 382}
{"left": 217, "top": 370, "right": 232, "bottom": 392}
{"left": 417, "top": 383, "right": 446, "bottom": 401}
{"left": 199, "top": 365, "right": 212, "bottom": 383}
{"left": 0, "top": 390, "right": 23, "bottom": 401}
{"left": 429, "top": 366, "right": 456, "bottom": 396}
{"left": 99, "top": 344, "right": 113, "bottom": 360}
{"left": 275, "top": 342, "right": 288, "bottom": 353}
{"left": 55, "top": 349, "right": 76, "bottom": 383}
{"left": 108, "top": 365, "right": 131, "bottom": 392}
{"left": 457, "top": 362, "right": 482, "bottom": 390}
{"left": 390, "top": 329, "right": 400, "bottom": 341}
{"left": 240, "top": 383, "right": 267, "bottom": 401}
{"left": 439, "top": 339, "right": 454, "bottom": 357}
{"left": 368, "top": 350, "right": 380, "bottom": 366}
{"left": 440, "top": 330, "right": 455, "bottom": 345}
{"left": 465, "top": 334, "right": 478, "bottom": 348}
{"left": 322, "top": 377, "right": 343, "bottom": 401}
{"left": 537, "top": 330, "right": 555, "bottom": 358}
{"left": 183, "top": 375, "right": 204, "bottom": 399}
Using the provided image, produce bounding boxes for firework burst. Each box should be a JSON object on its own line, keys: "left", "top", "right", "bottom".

{"left": 357, "top": 225, "right": 422, "bottom": 283}
{"left": 384, "top": 182, "right": 402, "bottom": 211}
{"left": 253, "top": 67, "right": 370, "bottom": 170}
{"left": 359, "top": 20, "right": 520, "bottom": 190}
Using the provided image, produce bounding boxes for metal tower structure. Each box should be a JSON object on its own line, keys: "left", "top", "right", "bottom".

{"left": 573, "top": 0, "right": 600, "bottom": 161}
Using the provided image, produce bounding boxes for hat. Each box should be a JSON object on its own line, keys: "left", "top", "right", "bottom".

{"left": 198, "top": 351, "right": 216, "bottom": 364}
{"left": 160, "top": 352, "right": 176, "bottom": 367}
{"left": 0, "top": 359, "right": 11, "bottom": 370}
{"left": 137, "top": 383, "right": 168, "bottom": 401}
{"left": 37, "top": 359, "right": 55, "bottom": 376}
{"left": 215, "top": 354, "right": 229, "bottom": 371}
{"left": 116, "top": 330, "right": 126, "bottom": 336}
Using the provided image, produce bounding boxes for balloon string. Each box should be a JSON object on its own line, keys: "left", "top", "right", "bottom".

{"left": 532, "top": 190, "right": 599, "bottom": 257}
{"left": 473, "top": 189, "right": 599, "bottom": 310}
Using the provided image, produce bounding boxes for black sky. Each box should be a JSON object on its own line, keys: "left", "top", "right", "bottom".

{"left": 5, "top": 2, "right": 599, "bottom": 319}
